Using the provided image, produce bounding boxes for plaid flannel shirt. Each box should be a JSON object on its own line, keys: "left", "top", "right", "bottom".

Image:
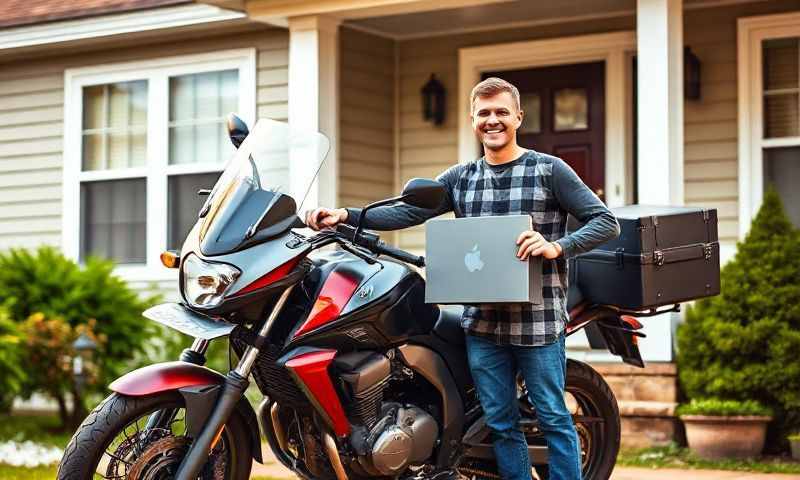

{"left": 346, "top": 150, "right": 619, "bottom": 346}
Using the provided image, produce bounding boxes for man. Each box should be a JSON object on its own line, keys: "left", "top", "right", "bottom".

{"left": 306, "top": 77, "right": 619, "bottom": 480}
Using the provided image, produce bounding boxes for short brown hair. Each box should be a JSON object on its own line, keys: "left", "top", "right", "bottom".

{"left": 470, "top": 77, "right": 521, "bottom": 111}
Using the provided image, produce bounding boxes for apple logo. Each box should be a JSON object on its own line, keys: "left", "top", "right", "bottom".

{"left": 464, "top": 244, "right": 485, "bottom": 272}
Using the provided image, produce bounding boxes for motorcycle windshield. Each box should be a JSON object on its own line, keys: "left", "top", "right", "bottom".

{"left": 196, "top": 119, "right": 330, "bottom": 256}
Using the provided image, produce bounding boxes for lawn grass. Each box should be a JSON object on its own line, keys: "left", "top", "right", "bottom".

{"left": 618, "top": 442, "right": 800, "bottom": 474}
{"left": 0, "top": 413, "right": 72, "bottom": 447}
{"left": 0, "top": 464, "right": 58, "bottom": 480}
{"left": 0, "top": 414, "right": 69, "bottom": 479}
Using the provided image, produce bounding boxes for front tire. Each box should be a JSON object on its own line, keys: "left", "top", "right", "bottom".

{"left": 57, "top": 391, "right": 253, "bottom": 480}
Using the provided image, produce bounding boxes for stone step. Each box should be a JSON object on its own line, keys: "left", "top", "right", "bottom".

{"left": 590, "top": 362, "right": 678, "bottom": 403}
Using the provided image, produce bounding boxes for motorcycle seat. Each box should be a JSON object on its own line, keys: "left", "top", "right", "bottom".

{"left": 433, "top": 305, "right": 465, "bottom": 346}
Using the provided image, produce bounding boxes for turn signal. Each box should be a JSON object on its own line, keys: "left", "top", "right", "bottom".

{"left": 160, "top": 250, "right": 181, "bottom": 269}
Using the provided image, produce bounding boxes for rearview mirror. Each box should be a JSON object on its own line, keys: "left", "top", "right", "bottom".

{"left": 226, "top": 113, "right": 249, "bottom": 148}
{"left": 400, "top": 178, "right": 446, "bottom": 210}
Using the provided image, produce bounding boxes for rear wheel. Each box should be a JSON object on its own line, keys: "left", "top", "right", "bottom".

{"left": 57, "top": 391, "right": 253, "bottom": 480}
{"left": 459, "top": 360, "right": 620, "bottom": 480}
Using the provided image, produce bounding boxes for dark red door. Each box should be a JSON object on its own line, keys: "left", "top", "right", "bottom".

{"left": 484, "top": 62, "right": 606, "bottom": 199}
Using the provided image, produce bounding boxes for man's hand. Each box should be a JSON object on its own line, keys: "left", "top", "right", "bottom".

{"left": 516, "top": 230, "right": 562, "bottom": 260}
{"left": 305, "top": 207, "right": 348, "bottom": 231}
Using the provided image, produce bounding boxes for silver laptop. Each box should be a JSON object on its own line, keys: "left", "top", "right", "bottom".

{"left": 425, "top": 215, "right": 543, "bottom": 304}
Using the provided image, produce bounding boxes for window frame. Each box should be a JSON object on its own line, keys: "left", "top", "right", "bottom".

{"left": 738, "top": 12, "right": 800, "bottom": 238}
{"left": 63, "top": 49, "right": 256, "bottom": 280}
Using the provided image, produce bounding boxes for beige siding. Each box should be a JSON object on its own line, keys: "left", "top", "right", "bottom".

{"left": 683, "top": 0, "right": 800, "bottom": 245}
{"left": 0, "top": 26, "right": 288, "bottom": 257}
{"left": 339, "top": 28, "right": 396, "bottom": 209}
{"left": 396, "top": 17, "right": 636, "bottom": 253}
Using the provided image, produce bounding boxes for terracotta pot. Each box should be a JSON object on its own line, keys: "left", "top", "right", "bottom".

{"left": 791, "top": 439, "right": 800, "bottom": 461}
{"left": 681, "top": 415, "right": 771, "bottom": 460}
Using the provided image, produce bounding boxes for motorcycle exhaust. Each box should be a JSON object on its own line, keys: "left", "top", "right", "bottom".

{"left": 321, "top": 431, "right": 349, "bottom": 480}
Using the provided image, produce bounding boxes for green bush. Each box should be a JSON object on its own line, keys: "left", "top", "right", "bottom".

{"left": 677, "top": 187, "right": 800, "bottom": 447}
{"left": 0, "top": 246, "right": 159, "bottom": 427}
{"left": 677, "top": 398, "right": 772, "bottom": 417}
{"left": 0, "top": 308, "right": 23, "bottom": 412}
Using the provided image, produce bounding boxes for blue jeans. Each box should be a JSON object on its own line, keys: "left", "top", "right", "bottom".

{"left": 466, "top": 333, "right": 581, "bottom": 480}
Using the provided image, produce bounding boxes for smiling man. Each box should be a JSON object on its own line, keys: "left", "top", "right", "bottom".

{"left": 306, "top": 77, "right": 619, "bottom": 480}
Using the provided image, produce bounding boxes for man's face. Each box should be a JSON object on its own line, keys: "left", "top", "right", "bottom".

{"left": 471, "top": 91, "right": 524, "bottom": 152}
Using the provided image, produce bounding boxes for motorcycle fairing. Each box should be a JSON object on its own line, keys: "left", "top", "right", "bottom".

{"left": 181, "top": 221, "right": 311, "bottom": 299}
{"left": 108, "top": 361, "right": 263, "bottom": 463}
{"left": 143, "top": 303, "right": 235, "bottom": 340}
{"left": 293, "top": 269, "right": 360, "bottom": 338}
{"left": 280, "top": 347, "right": 351, "bottom": 436}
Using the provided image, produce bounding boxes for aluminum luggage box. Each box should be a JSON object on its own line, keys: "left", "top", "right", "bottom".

{"left": 574, "top": 205, "right": 720, "bottom": 310}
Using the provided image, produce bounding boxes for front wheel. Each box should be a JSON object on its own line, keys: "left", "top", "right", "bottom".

{"left": 57, "top": 391, "right": 253, "bottom": 480}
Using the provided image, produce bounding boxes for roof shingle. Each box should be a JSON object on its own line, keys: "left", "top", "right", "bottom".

{"left": 0, "top": 0, "right": 193, "bottom": 29}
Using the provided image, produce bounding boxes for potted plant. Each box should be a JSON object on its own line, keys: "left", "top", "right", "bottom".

{"left": 789, "top": 433, "right": 800, "bottom": 461}
{"left": 678, "top": 398, "right": 772, "bottom": 460}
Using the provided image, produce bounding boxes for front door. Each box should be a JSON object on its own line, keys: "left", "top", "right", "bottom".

{"left": 484, "top": 62, "right": 606, "bottom": 199}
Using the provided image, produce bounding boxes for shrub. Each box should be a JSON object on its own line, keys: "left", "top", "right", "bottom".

{"left": 0, "top": 246, "right": 158, "bottom": 427}
{"left": 677, "top": 188, "right": 800, "bottom": 447}
{"left": 0, "top": 308, "right": 23, "bottom": 412}
{"left": 677, "top": 398, "right": 772, "bottom": 417}
{"left": 19, "top": 313, "right": 104, "bottom": 427}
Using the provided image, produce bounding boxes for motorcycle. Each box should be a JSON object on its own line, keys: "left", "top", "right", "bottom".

{"left": 57, "top": 115, "right": 665, "bottom": 480}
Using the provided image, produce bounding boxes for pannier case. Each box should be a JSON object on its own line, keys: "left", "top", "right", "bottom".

{"left": 574, "top": 205, "right": 720, "bottom": 310}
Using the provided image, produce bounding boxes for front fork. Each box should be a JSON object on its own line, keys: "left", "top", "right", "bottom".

{"left": 159, "top": 285, "right": 296, "bottom": 480}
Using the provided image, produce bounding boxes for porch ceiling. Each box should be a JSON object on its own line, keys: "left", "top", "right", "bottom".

{"left": 343, "top": 0, "right": 767, "bottom": 39}
{"left": 346, "top": 0, "right": 636, "bottom": 39}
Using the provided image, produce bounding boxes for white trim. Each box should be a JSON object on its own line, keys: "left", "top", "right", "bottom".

{"left": 457, "top": 31, "right": 636, "bottom": 207}
{"left": 0, "top": 4, "right": 246, "bottom": 51}
{"left": 737, "top": 11, "right": 800, "bottom": 237}
{"left": 62, "top": 48, "right": 256, "bottom": 278}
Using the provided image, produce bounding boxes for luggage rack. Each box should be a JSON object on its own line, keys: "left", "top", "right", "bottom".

{"left": 611, "top": 303, "right": 681, "bottom": 317}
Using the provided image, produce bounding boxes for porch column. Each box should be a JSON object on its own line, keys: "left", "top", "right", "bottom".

{"left": 288, "top": 15, "right": 339, "bottom": 212}
{"left": 636, "top": 0, "right": 684, "bottom": 205}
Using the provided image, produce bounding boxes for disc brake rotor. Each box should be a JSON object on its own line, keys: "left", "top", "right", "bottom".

{"left": 126, "top": 436, "right": 226, "bottom": 480}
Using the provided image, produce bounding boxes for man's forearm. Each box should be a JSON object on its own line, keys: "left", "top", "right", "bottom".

{"left": 344, "top": 203, "right": 444, "bottom": 231}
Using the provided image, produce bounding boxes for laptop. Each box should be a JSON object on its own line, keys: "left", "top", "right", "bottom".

{"left": 425, "top": 215, "right": 543, "bottom": 304}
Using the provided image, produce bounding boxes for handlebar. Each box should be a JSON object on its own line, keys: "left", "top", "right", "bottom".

{"left": 335, "top": 224, "right": 425, "bottom": 267}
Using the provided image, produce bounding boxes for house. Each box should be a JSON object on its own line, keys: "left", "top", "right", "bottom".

{"left": 2, "top": 0, "right": 799, "bottom": 446}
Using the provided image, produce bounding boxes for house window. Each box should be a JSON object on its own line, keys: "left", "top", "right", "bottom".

{"left": 762, "top": 38, "right": 800, "bottom": 227}
{"left": 65, "top": 50, "right": 256, "bottom": 270}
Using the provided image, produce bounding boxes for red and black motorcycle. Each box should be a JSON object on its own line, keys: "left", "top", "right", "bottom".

{"left": 57, "top": 116, "right": 657, "bottom": 480}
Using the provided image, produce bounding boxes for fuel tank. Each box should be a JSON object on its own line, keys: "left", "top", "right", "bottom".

{"left": 288, "top": 249, "right": 440, "bottom": 350}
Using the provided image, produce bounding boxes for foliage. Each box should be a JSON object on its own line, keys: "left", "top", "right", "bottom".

{"left": 0, "top": 309, "right": 23, "bottom": 413}
{"left": 618, "top": 442, "right": 800, "bottom": 473}
{"left": 676, "top": 398, "right": 772, "bottom": 417}
{"left": 0, "top": 246, "right": 159, "bottom": 427}
{"left": 677, "top": 187, "right": 800, "bottom": 445}
{"left": 18, "top": 314, "right": 105, "bottom": 427}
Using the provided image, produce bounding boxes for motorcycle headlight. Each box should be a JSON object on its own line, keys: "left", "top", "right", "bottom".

{"left": 182, "top": 254, "right": 241, "bottom": 309}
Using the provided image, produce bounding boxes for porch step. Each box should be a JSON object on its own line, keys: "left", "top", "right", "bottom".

{"left": 589, "top": 362, "right": 680, "bottom": 448}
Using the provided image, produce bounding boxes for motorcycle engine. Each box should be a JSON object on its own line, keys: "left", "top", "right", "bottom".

{"left": 334, "top": 352, "right": 439, "bottom": 476}
{"left": 362, "top": 403, "right": 438, "bottom": 476}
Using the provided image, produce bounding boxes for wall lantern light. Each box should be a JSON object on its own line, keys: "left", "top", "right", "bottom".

{"left": 72, "top": 332, "right": 97, "bottom": 392}
{"left": 684, "top": 46, "right": 701, "bottom": 101}
{"left": 421, "top": 74, "right": 446, "bottom": 126}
